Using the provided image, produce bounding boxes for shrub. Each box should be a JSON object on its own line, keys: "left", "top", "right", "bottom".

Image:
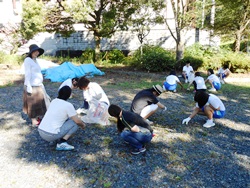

{"left": 104, "top": 49, "right": 125, "bottom": 64}
{"left": 81, "top": 48, "right": 95, "bottom": 63}
{"left": 132, "top": 45, "right": 175, "bottom": 72}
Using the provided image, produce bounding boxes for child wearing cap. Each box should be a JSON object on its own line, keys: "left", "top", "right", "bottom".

{"left": 130, "top": 84, "right": 167, "bottom": 124}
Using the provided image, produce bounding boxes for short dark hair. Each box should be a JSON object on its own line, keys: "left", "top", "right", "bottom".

{"left": 169, "top": 70, "right": 176, "bottom": 75}
{"left": 77, "top": 76, "right": 90, "bottom": 89}
{"left": 72, "top": 77, "right": 79, "bottom": 87}
{"left": 194, "top": 91, "right": 209, "bottom": 108}
{"left": 108, "top": 104, "right": 122, "bottom": 118}
{"left": 207, "top": 68, "right": 214, "bottom": 74}
{"left": 195, "top": 72, "right": 201, "bottom": 77}
{"left": 58, "top": 86, "right": 72, "bottom": 100}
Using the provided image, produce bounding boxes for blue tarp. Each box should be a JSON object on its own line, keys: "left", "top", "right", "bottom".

{"left": 44, "top": 62, "right": 105, "bottom": 82}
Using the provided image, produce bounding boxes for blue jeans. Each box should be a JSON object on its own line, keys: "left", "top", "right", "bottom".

{"left": 120, "top": 130, "right": 153, "bottom": 149}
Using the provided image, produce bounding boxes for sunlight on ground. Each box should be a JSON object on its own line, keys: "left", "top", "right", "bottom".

{"left": 165, "top": 133, "right": 193, "bottom": 142}
{"left": 234, "top": 153, "right": 250, "bottom": 170}
{"left": 219, "top": 119, "right": 250, "bottom": 132}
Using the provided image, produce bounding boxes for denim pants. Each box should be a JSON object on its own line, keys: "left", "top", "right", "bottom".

{"left": 120, "top": 130, "right": 153, "bottom": 149}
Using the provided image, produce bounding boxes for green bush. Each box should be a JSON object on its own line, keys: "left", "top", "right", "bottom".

{"left": 105, "top": 49, "right": 125, "bottom": 64}
{"left": 0, "top": 51, "right": 24, "bottom": 66}
{"left": 81, "top": 48, "right": 95, "bottom": 63}
{"left": 133, "top": 45, "right": 175, "bottom": 72}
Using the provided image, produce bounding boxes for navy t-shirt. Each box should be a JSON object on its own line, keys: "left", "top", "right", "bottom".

{"left": 130, "top": 89, "right": 159, "bottom": 114}
{"left": 120, "top": 110, "right": 153, "bottom": 133}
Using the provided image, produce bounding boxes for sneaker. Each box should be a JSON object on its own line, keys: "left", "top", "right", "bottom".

{"left": 131, "top": 147, "right": 146, "bottom": 155}
{"left": 56, "top": 142, "right": 74, "bottom": 151}
{"left": 185, "top": 79, "right": 188, "bottom": 83}
{"left": 173, "top": 89, "right": 176, "bottom": 93}
{"left": 146, "top": 119, "right": 154, "bottom": 125}
{"left": 203, "top": 121, "right": 215, "bottom": 128}
{"left": 208, "top": 88, "right": 216, "bottom": 92}
{"left": 76, "top": 108, "right": 88, "bottom": 114}
{"left": 220, "top": 79, "right": 225, "bottom": 84}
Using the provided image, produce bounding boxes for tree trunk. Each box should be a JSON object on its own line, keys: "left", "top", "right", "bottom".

{"left": 176, "top": 29, "right": 184, "bottom": 62}
{"left": 176, "top": 39, "right": 184, "bottom": 62}
{"left": 234, "top": 30, "right": 242, "bottom": 52}
{"left": 94, "top": 35, "right": 101, "bottom": 63}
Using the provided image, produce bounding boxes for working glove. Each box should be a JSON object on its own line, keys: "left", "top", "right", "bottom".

{"left": 162, "top": 106, "right": 167, "bottom": 112}
{"left": 182, "top": 117, "right": 191, "bottom": 125}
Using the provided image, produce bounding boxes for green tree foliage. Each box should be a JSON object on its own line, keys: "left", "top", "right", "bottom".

{"left": 20, "top": 0, "right": 46, "bottom": 40}
{"left": 133, "top": 45, "right": 175, "bottom": 72}
{"left": 212, "top": 0, "right": 250, "bottom": 52}
{"left": 64, "top": 0, "right": 138, "bottom": 62}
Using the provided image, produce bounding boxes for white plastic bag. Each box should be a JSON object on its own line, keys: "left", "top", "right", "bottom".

{"left": 81, "top": 99, "right": 110, "bottom": 125}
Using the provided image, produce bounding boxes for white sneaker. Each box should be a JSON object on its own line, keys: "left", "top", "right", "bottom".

{"left": 208, "top": 88, "right": 216, "bottom": 92}
{"left": 76, "top": 108, "right": 88, "bottom": 114}
{"left": 146, "top": 119, "right": 154, "bottom": 125}
{"left": 185, "top": 79, "right": 188, "bottom": 83}
{"left": 203, "top": 121, "right": 215, "bottom": 128}
{"left": 173, "top": 89, "right": 176, "bottom": 93}
{"left": 56, "top": 142, "right": 74, "bottom": 151}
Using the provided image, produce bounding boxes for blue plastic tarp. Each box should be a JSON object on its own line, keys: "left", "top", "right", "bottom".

{"left": 44, "top": 62, "right": 105, "bottom": 82}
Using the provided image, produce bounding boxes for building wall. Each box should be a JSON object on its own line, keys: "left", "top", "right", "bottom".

{"left": 0, "top": 0, "right": 219, "bottom": 56}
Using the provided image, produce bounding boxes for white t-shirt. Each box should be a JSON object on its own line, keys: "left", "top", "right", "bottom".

{"left": 183, "top": 65, "right": 194, "bottom": 75}
{"left": 83, "top": 82, "right": 110, "bottom": 105}
{"left": 194, "top": 76, "right": 207, "bottom": 90}
{"left": 165, "top": 75, "right": 180, "bottom": 85}
{"left": 39, "top": 98, "right": 77, "bottom": 134}
{"left": 207, "top": 74, "right": 220, "bottom": 83}
{"left": 58, "top": 78, "right": 72, "bottom": 90}
{"left": 196, "top": 94, "right": 225, "bottom": 111}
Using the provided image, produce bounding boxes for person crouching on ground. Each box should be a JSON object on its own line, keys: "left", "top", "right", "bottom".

{"left": 187, "top": 72, "right": 207, "bottom": 92}
{"left": 182, "top": 91, "right": 226, "bottom": 128}
{"left": 76, "top": 76, "right": 110, "bottom": 114}
{"left": 163, "top": 70, "right": 184, "bottom": 92}
{"left": 130, "top": 84, "right": 167, "bottom": 125}
{"left": 38, "top": 86, "right": 85, "bottom": 151}
{"left": 108, "top": 104, "right": 153, "bottom": 155}
{"left": 205, "top": 68, "right": 221, "bottom": 92}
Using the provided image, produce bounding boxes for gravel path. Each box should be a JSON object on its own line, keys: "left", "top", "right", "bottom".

{"left": 0, "top": 68, "right": 249, "bottom": 188}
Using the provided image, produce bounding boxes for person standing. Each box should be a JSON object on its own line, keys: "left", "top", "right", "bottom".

{"left": 163, "top": 70, "right": 184, "bottom": 92}
{"left": 130, "top": 84, "right": 167, "bottom": 124}
{"left": 23, "top": 44, "right": 50, "bottom": 126}
{"left": 38, "top": 86, "right": 85, "bottom": 151}
{"left": 182, "top": 61, "right": 194, "bottom": 83}
{"left": 182, "top": 91, "right": 226, "bottom": 128}
{"left": 205, "top": 69, "right": 221, "bottom": 92}
{"left": 108, "top": 104, "right": 153, "bottom": 155}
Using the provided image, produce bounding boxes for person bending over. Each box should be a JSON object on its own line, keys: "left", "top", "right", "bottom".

{"left": 182, "top": 91, "right": 226, "bottom": 128}
{"left": 130, "top": 84, "right": 167, "bottom": 125}
{"left": 205, "top": 69, "right": 221, "bottom": 92}
{"left": 108, "top": 104, "right": 153, "bottom": 155}
{"left": 163, "top": 70, "right": 183, "bottom": 92}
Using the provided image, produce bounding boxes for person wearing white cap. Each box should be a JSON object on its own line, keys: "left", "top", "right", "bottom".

{"left": 130, "top": 84, "right": 167, "bottom": 124}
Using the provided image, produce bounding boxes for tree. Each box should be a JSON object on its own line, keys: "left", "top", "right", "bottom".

{"left": 60, "top": 0, "right": 139, "bottom": 62}
{"left": 129, "top": 0, "right": 165, "bottom": 56}
{"left": 164, "top": 0, "right": 201, "bottom": 61}
{"left": 20, "top": 0, "right": 46, "bottom": 40}
{"left": 212, "top": 0, "right": 250, "bottom": 52}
